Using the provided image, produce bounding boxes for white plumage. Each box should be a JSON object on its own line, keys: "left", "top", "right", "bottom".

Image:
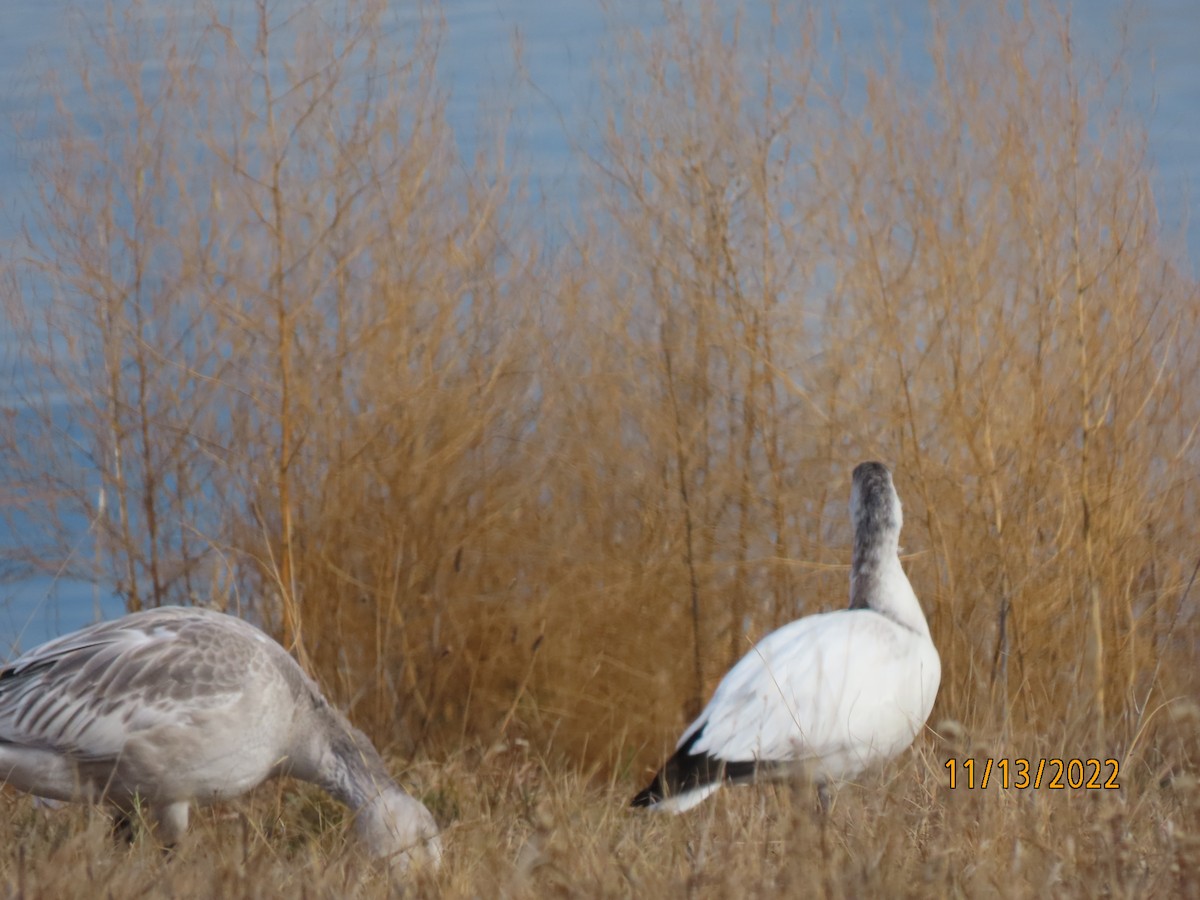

{"left": 0, "top": 606, "right": 441, "bottom": 876}
{"left": 632, "top": 461, "right": 940, "bottom": 812}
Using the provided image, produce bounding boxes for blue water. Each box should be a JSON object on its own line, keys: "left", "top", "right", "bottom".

{"left": 2, "top": 0, "right": 1198, "bottom": 651}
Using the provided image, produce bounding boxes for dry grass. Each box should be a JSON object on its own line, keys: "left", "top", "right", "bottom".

{"left": 2, "top": 0, "right": 1200, "bottom": 894}
{"left": 3, "top": 720, "right": 1200, "bottom": 898}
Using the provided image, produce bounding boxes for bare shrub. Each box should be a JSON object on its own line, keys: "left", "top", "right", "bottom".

{"left": 0, "top": 0, "right": 542, "bottom": 746}
{"left": 805, "top": 6, "right": 1200, "bottom": 752}
{"left": 2, "top": 0, "right": 1198, "bottom": 805}
{"left": 550, "top": 0, "right": 1200, "bottom": 776}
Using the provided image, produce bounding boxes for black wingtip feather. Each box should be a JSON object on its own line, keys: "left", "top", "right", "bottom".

{"left": 630, "top": 780, "right": 662, "bottom": 808}
{"left": 630, "top": 724, "right": 763, "bottom": 808}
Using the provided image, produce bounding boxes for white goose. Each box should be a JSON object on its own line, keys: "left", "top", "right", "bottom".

{"left": 631, "top": 461, "right": 940, "bottom": 812}
{"left": 0, "top": 606, "right": 441, "bottom": 875}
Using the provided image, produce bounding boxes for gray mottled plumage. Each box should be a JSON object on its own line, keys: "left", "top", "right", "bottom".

{"left": 0, "top": 607, "right": 440, "bottom": 876}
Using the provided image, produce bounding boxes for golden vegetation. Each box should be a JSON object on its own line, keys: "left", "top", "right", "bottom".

{"left": 2, "top": 0, "right": 1199, "bottom": 895}
{"left": 3, "top": 732, "right": 1200, "bottom": 898}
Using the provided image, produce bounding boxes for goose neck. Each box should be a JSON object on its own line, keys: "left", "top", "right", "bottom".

{"left": 850, "top": 549, "right": 929, "bottom": 637}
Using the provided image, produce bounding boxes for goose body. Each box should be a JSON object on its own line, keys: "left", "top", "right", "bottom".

{"left": 632, "top": 461, "right": 940, "bottom": 812}
{"left": 0, "top": 606, "right": 440, "bottom": 873}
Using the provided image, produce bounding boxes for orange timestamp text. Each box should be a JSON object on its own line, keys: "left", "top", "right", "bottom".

{"left": 944, "top": 757, "right": 1120, "bottom": 790}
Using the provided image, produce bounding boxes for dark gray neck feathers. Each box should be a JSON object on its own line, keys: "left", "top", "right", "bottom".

{"left": 320, "top": 708, "right": 396, "bottom": 810}
{"left": 848, "top": 461, "right": 902, "bottom": 611}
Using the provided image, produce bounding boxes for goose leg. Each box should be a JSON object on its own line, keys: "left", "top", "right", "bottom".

{"left": 110, "top": 810, "right": 136, "bottom": 845}
{"left": 816, "top": 781, "right": 832, "bottom": 814}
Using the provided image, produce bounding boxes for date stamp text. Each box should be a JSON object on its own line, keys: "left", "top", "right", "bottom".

{"left": 944, "top": 757, "right": 1120, "bottom": 790}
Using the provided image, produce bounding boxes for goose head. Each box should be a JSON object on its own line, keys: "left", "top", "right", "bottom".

{"left": 850, "top": 461, "right": 902, "bottom": 549}
{"left": 355, "top": 785, "right": 443, "bottom": 879}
